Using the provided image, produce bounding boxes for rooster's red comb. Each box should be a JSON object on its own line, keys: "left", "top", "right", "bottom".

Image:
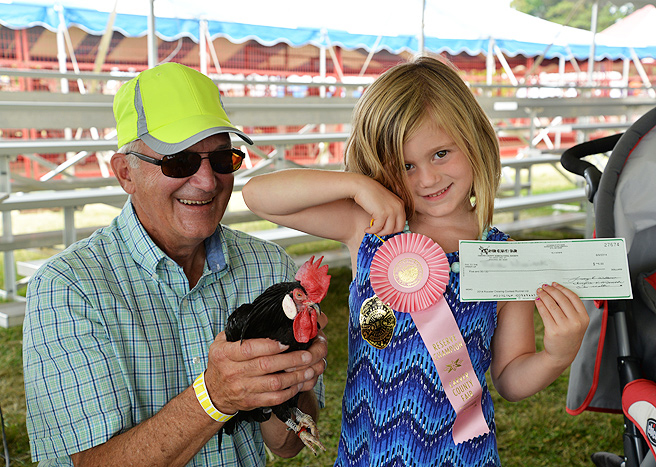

{"left": 295, "top": 256, "right": 331, "bottom": 303}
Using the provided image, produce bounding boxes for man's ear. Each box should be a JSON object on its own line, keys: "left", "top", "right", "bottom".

{"left": 111, "top": 152, "right": 137, "bottom": 195}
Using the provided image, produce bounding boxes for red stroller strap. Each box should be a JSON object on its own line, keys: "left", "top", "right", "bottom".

{"left": 566, "top": 300, "right": 609, "bottom": 416}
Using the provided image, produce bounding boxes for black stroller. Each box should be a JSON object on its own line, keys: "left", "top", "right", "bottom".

{"left": 561, "top": 106, "right": 656, "bottom": 467}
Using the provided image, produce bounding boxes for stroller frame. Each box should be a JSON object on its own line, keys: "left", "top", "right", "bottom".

{"left": 561, "top": 107, "right": 656, "bottom": 467}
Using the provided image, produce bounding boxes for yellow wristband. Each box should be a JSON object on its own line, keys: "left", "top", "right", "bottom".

{"left": 193, "top": 371, "right": 237, "bottom": 423}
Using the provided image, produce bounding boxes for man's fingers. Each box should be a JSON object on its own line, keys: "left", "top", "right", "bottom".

{"left": 206, "top": 356, "right": 316, "bottom": 412}
{"left": 242, "top": 363, "right": 318, "bottom": 409}
{"left": 221, "top": 336, "right": 288, "bottom": 362}
{"left": 317, "top": 312, "right": 328, "bottom": 330}
{"left": 251, "top": 366, "right": 315, "bottom": 393}
{"left": 219, "top": 335, "right": 317, "bottom": 371}
{"left": 207, "top": 331, "right": 326, "bottom": 412}
{"left": 221, "top": 377, "right": 305, "bottom": 412}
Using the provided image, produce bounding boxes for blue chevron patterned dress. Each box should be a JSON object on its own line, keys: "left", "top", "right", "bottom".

{"left": 335, "top": 228, "right": 510, "bottom": 467}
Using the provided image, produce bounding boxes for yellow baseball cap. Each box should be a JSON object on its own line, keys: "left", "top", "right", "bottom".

{"left": 113, "top": 62, "right": 252, "bottom": 154}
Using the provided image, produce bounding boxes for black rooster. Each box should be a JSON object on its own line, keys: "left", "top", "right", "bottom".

{"left": 222, "top": 256, "right": 331, "bottom": 455}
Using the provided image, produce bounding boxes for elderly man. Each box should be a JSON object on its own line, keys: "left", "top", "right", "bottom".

{"left": 22, "top": 62, "right": 327, "bottom": 466}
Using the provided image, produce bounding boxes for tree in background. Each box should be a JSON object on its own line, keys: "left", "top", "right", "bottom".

{"left": 511, "top": 0, "right": 634, "bottom": 30}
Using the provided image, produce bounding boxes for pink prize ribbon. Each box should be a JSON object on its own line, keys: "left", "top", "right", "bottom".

{"left": 370, "top": 232, "right": 490, "bottom": 444}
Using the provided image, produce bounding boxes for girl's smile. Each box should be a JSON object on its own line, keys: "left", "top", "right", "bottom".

{"left": 422, "top": 183, "right": 452, "bottom": 200}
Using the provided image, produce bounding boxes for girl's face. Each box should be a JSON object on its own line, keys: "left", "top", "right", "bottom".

{"left": 402, "top": 118, "right": 474, "bottom": 221}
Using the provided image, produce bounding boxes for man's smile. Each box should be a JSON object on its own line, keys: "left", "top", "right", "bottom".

{"left": 178, "top": 198, "right": 214, "bottom": 206}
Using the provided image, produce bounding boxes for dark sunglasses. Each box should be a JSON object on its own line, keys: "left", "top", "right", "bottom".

{"left": 127, "top": 148, "right": 245, "bottom": 178}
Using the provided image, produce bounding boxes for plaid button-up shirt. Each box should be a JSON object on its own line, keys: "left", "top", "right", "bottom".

{"left": 23, "top": 201, "right": 324, "bottom": 466}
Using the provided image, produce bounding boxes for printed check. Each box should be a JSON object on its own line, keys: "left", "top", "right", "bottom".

{"left": 459, "top": 238, "right": 632, "bottom": 301}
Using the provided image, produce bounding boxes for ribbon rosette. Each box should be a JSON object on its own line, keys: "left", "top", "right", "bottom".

{"left": 370, "top": 232, "right": 449, "bottom": 311}
{"left": 370, "top": 232, "right": 490, "bottom": 444}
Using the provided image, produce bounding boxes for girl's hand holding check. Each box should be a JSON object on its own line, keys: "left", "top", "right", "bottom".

{"left": 535, "top": 282, "right": 590, "bottom": 369}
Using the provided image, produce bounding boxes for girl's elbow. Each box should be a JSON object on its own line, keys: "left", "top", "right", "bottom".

{"left": 490, "top": 373, "right": 530, "bottom": 403}
{"left": 492, "top": 381, "right": 528, "bottom": 403}
{"left": 498, "top": 389, "right": 528, "bottom": 403}
{"left": 241, "top": 181, "right": 255, "bottom": 205}
{"left": 241, "top": 182, "right": 265, "bottom": 214}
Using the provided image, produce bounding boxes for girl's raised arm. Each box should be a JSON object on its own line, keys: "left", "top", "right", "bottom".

{"left": 242, "top": 168, "right": 406, "bottom": 246}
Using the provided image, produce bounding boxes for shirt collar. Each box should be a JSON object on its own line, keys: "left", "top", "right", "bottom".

{"left": 205, "top": 225, "right": 227, "bottom": 273}
{"left": 116, "top": 199, "right": 228, "bottom": 276}
{"left": 117, "top": 200, "right": 166, "bottom": 277}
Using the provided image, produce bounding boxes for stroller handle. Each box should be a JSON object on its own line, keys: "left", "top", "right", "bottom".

{"left": 560, "top": 133, "right": 623, "bottom": 203}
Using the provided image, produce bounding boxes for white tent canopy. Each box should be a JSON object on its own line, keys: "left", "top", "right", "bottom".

{"left": 2, "top": 0, "right": 655, "bottom": 60}
{"left": 597, "top": 4, "right": 656, "bottom": 48}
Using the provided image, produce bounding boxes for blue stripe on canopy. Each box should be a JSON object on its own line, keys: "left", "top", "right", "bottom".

{"left": 0, "top": 3, "right": 59, "bottom": 30}
{"left": 206, "top": 20, "right": 323, "bottom": 47}
{"left": 0, "top": 2, "right": 652, "bottom": 60}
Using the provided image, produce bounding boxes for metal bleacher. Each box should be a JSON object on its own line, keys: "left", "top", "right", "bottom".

{"left": 1, "top": 68, "right": 654, "bottom": 327}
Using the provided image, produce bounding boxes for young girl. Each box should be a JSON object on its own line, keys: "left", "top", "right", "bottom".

{"left": 242, "top": 55, "right": 589, "bottom": 466}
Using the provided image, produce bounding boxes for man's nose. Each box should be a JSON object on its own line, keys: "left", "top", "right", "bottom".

{"left": 190, "top": 157, "right": 218, "bottom": 189}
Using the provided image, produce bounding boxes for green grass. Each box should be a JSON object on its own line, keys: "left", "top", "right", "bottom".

{"left": 1, "top": 267, "right": 623, "bottom": 467}
{"left": 0, "top": 326, "right": 34, "bottom": 467}
{"left": 492, "top": 298, "right": 624, "bottom": 466}
{"left": 265, "top": 267, "right": 624, "bottom": 466}
{"left": 0, "top": 164, "right": 613, "bottom": 465}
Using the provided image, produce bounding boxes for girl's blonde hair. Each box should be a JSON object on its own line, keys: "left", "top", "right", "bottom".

{"left": 344, "top": 55, "right": 500, "bottom": 235}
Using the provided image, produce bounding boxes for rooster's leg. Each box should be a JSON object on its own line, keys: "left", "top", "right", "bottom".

{"left": 284, "top": 407, "right": 326, "bottom": 455}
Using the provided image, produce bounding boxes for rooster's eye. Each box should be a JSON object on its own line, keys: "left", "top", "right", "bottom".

{"left": 294, "top": 290, "right": 303, "bottom": 300}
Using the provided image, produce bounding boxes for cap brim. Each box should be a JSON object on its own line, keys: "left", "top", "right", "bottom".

{"left": 138, "top": 111, "right": 253, "bottom": 154}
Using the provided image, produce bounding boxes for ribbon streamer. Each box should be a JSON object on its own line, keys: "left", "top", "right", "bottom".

{"left": 370, "top": 232, "right": 489, "bottom": 444}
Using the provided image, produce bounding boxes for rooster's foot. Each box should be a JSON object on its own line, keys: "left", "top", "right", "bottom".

{"left": 285, "top": 408, "right": 326, "bottom": 455}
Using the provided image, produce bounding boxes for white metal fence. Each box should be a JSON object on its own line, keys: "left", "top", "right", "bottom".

{"left": 1, "top": 68, "right": 653, "bottom": 326}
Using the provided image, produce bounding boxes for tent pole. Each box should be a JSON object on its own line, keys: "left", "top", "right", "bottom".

{"left": 327, "top": 46, "right": 345, "bottom": 82}
{"left": 320, "top": 29, "right": 327, "bottom": 98}
{"left": 56, "top": 6, "right": 86, "bottom": 94}
{"left": 565, "top": 45, "right": 582, "bottom": 75}
{"left": 494, "top": 45, "right": 518, "bottom": 86}
{"left": 586, "top": 0, "right": 598, "bottom": 86}
{"left": 419, "top": 0, "right": 425, "bottom": 54}
{"left": 200, "top": 20, "right": 207, "bottom": 75}
{"left": 55, "top": 6, "right": 69, "bottom": 94}
{"left": 629, "top": 47, "right": 655, "bottom": 98}
{"left": 205, "top": 23, "right": 222, "bottom": 75}
{"left": 147, "top": 0, "right": 157, "bottom": 68}
{"left": 622, "top": 58, "right": 630, "bottom": 98}
{"left": 324, "top": 34, "right": 345, "bottom": 82}
{"left": 359, "top": 36, "right": 381, "bottom": 76}
{"left": 89, "top": 0, "right": 118, "bottom": 94}
{"left": 486, "top": 38, "right": 495, "bottom": 88}
{"left": 55, "top": 4, "right": 78, "bottom": 179}
{"left": 59, "top": 16, "right": 86, "bottom": 94}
